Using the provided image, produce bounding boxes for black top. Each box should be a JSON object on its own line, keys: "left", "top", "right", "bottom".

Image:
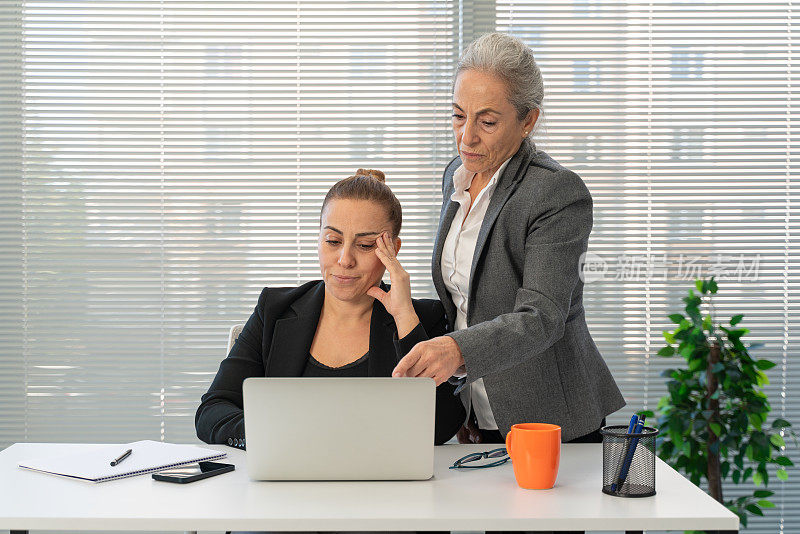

{"left": 195, "top": 280, "right": 466, "bottom": 448}
{"left": 302, "top": 352, "right": 370, "bottom": 377}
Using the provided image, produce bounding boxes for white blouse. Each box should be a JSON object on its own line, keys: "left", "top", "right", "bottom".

{"left": 440, "top": 158, "right": 512, "bottom": 431}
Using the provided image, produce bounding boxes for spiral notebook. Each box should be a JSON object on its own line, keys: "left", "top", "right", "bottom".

{"left": 18, "top": 440, "right": 227, "bottom": 483}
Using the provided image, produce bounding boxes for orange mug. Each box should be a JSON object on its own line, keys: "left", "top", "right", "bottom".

{"left": 505, "top": 423, "right": 561, "bottom": 489}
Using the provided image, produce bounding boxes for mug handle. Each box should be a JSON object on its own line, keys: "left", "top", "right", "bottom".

{"left": 505, "top": 427, "right": 513, "bottom": 457}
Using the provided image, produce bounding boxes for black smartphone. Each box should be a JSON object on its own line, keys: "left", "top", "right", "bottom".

{"left": 152, "top": 461, "right": 235, "bottom": 484}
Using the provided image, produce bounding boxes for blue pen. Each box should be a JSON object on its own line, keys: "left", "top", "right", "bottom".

{"left": 610, "top": 414, "right": 639, "bottom": 492}
{"left": 614, "top": 415, "right": 646, "bottom": 493}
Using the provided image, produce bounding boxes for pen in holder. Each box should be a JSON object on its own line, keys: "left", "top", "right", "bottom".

{"left": 600, "top": 424, "right": 659, "bottom": 497}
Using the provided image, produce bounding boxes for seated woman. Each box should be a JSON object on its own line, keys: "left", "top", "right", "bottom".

{"left": 196, "top": 169, "right": 465, "bottom": 447}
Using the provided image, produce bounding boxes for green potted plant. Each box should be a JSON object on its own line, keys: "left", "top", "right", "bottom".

{"left": 641, "top": 277, "right": 797, "bottom": 530}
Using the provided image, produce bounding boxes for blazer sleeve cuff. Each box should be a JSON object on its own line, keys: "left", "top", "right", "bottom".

{"left": 224, "top": 417, "right": 246, "bottom": 450}
{"left": 393, "top": 322, "right": 428, "bottom": 356}
{"left": 445, "top": 330, "right": 482, "bottom": 384}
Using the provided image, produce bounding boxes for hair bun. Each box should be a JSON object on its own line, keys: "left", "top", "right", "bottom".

{"left": 355, "top": 168, "right": 386, "bottom": 183}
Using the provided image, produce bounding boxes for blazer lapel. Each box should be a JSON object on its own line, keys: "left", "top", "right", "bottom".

{"left": 467, "top": 139, "right": 535, "bottom": 289}
{"left": 432, "top": 184, "right": 461, "bottom": 328}
{"left": 367, "top": 287, "right": 400, "bottom": 377}
{"left": 266, "top": 281, "right": 325, "bottom": 377}
{"left": 266, "top": 281, "right": 400, "bottom": 378}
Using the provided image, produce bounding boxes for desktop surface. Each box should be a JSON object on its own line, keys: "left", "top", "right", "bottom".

{"left": 0, "top": 442, "right": 738, "bottom": 532}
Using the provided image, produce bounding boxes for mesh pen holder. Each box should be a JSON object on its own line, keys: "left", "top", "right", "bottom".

{"left": 600, "top": 425, "right": 659, "bottom": 497}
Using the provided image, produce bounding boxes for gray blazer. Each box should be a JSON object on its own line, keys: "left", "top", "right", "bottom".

{"left": 433, "top": 138, "right": 626, "bottom": 442}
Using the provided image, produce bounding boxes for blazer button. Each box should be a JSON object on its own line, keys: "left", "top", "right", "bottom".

{"left": 227, "top": 437, "right": 233, "bottom": 446}
{"left": 234, "top": 438, "right": 239, "bottom": 446}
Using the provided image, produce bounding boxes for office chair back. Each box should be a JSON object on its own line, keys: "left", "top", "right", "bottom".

{"left": 227, "top": 324, "right": 244, "bottom": 355}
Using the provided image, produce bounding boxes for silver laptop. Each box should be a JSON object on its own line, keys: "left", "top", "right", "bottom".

{"left": 242, "top": 377, "right": 435, "bottom": 481}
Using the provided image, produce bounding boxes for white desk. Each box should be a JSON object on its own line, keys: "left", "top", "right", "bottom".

{"left": 0, "top": 443, "right": 738, "bottom": 533}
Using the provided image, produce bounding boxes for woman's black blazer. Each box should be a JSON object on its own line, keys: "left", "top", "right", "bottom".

{"left": 195, "top": 280, "right": 465, "bottom": 447}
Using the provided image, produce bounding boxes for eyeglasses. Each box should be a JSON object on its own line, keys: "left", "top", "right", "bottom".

{"left": 449, "top": 447, "right": 509, "bottom": 469}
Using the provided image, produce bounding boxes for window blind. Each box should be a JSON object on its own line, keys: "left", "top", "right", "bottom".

{"left": 0, "top": 0, "right": 457, "bottom": 446}
{"left": 1, "top": 2, "right": 798, "bottom": 533}
{"left": 495, "top": 2, "right": 799, "bottom": 533}
{"left": 0, "top": 0, "right": 25, "bottom": 451}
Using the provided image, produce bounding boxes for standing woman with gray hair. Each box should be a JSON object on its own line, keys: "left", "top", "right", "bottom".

{"left": 393, "top": 33, "right": 625, "bottom": 452}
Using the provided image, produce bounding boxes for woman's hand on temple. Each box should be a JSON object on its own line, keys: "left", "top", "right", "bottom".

{"left": 366, "top": 232, "right": 419, "bottom": 337}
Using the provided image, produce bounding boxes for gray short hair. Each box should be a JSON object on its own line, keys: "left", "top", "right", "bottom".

{"left": 455, "top": 32, "right": 544, "bottom": 125}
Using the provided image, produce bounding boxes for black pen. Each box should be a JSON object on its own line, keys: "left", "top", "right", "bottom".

{"left": 110, "top": 448, "right": 132, "bottom": 466}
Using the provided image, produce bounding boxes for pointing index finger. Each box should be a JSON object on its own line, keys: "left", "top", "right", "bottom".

{"left": 392, "top": 350, "right": 418, "bottom": 377}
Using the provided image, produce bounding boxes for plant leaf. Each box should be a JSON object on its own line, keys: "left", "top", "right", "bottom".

{"left": 775, "top": 456, "right": 794, "bottom": 467}
{"left": 758, "top": 464, "right": 769, "bottom": 486}
{"left": 772, "top": 418, "right": 791, "bottom": 429}
{"left": 756, "top": 369, "right": 770, "bottom": 387}
{"left": 735, "top": 454, "right": 744, "bottom": 469}
{"left": 746, "top": 504, "right": 764, "bottom": 516}
{"left": 668, "top": 313, "right": 685, "bottom": 324}
{"left": 758, "top": 500, "right": 776, "bottom": 508}
{"left": 753, "top": 489, "right": 774, "bottom": 498}
{"left": 777, "top": 468, "right": 788, "bottom": 481}
{"left": 756, "top": 359, "right": 776, "bottom": 370}
{"left": 658, "top": 345, "right": 675, "bottom": 357}
{"left": 770, "top": 434, "right": 786, "bottom": 448}
{"left": 730, "top": 314, "right": 744, "bottom": 326}
{"left": 730, "top": 328, "right": 750, "bottom": 338}
{"left": 749, "top": 413, "right": 764, "bottom": 429}
{"left": 709, "top": 278, "right": 718, "bottom": 293}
